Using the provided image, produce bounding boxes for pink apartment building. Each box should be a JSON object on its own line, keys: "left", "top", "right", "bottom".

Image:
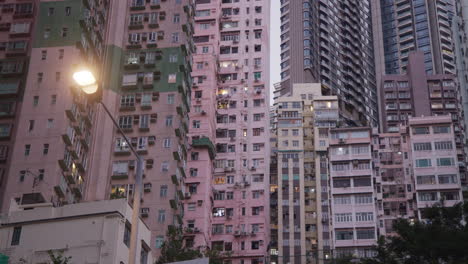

{"left": 327, "top": 116, "right": 463, "bottom": 258}
{"left": 184, "top": 0, "right": 271, "bottom": 263}
{"left": 1, "top": 0, "right": 111, "bottom": 211}
{"left": 329, "top": 127, "right": 378, "bottom": 258}
{"left": 0, "top": 0, "right": 38, "bottom": 210}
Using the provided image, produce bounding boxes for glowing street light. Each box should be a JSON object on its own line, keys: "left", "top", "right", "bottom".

{"left": 71, "top": 68, "right": 143, "bottom": 264}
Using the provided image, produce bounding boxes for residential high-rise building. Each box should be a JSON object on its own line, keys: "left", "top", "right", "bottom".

{"left": 0, "top": 0, "right": 38, "bottom": 210}
{"left": 271, "top": 83, "right": 338, "bottom": 264}
{"left": 328, "top": 127, "right": 378, "bottom": 259}
{"left": 0, "top": 0, "right": 196, "bottom": 259}
{"left": 453, "top": 0, "right": 468, "bottom": 154}
{"left": 379, "top": 51, "right": 466, "bottom": 183}
{"left": 279, "top": 0, "right": 378, "bottom": 126}
{"left": 184, "top": 0, "right": 271, "bottom": 263}
{"left": 106, "top": 0, "right": 194, "bottom": 257}
{"left": 0, "top": 0, "right": 111, "bottom": 211}
{"left": 327, "top": 116, "right": 462, "bottom": 258}
{"left": 373, "top": 0, "right": 456, "bottom": 76}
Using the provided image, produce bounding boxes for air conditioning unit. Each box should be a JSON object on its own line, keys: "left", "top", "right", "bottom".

{"left": 224, "top": 167, "right": 234, "bottom": 172}
{"left": 230, "top": 137, "right": 235, "bottom": 142}
{"left": 339, "top": 138, "right": 346, "bottom": 144}
{"left": 185, "top": 192, "right": 191, "bottom": 199}
{"left": 201, "top": 110, "right": 207, "bottom": 115}
{"left": 234, "top": 230, "right": 241, "bottom": 236}
{"left": 196, "top": 98, "right": 201, "bottom": 103}
{"left": 250, "top": 166, "right": 256, "bottom": 171}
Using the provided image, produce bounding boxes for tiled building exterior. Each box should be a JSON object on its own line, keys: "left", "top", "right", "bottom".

{"left": 1, "top": 0, "right": 111, "bottom": 211}
{"left": 0, "top": 0, "right": 39, "bottom": 209}
{"left": 106, "top": 0, "right": 194, "bottom": 257}
{"left": 327, "top": 116, "right": 462, "bottom": 258}
{"left": 271, "top": 83, "right": 338, "bottom": 264}
{"left": 379, "top": 51, "right": 466, "bottom": 184}
{"left": 0, "top": 0, "right": 196, "bottom": 259}
{"left": 279, "top": 0, "right": 378, "bottom": 127}
{"left": 183, "top": 0, "right": 271, "bottom": 263}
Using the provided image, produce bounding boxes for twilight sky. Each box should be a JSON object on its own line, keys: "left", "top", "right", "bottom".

{"left": 269, "top": 0, "right": 281, "bottom": 104}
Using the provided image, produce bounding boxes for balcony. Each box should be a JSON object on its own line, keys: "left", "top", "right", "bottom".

{"left": 192, "top": 137, "right": 216, "bottom": 159}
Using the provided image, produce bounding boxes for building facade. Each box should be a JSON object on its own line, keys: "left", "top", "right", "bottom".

{"left": 106, "top": 0, "right": 194, "bottom": 257}
{"left": 379, "top": 51, "right": 466, "bottom": 183}
{"left": 373, "top": 0, "right": 456, "bottom": 75}
{"left": 0, "top": 0, "right": 39, "bottom": 210}
{"left": 279, "top": 0, "right": 378, "bottom": 126}
{"left": 0, "top": 199, "right": 153, "bottom": 264}
{"left": 1, "top": 0, "right": 111, "bottom": 211}
{"left": 327, "top": 116, "right": 462, "bottom": 258}
{"left": 271, "top": 83, "right": 338, "bottom": 264}
{"left": 183, "top": 0, "right": 271, "bottom": 263}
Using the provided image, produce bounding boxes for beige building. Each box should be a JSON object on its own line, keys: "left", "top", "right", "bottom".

{"left": 0, "top": 199, "right": 153, "bottom": 264}
{"left": 271, "top": 83, "right": 338, "bottom": 264}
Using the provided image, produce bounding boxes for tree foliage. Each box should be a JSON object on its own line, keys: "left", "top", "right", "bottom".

{"left": 337, "top": 202, "right": 468, "bottom": 264}
{"left": 47, "top": 250, "right": 72, "bottom": 264}
{"left": 156, "top": 225, "right": 229, "bottom": 264}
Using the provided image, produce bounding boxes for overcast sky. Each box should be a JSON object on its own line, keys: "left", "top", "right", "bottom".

{"left": 269, "top": 0, "right": 281, "bottom": 104}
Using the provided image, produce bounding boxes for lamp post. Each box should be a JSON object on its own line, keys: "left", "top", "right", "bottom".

{"left": 73, "top": 69, "right": 143, "bottom": 264}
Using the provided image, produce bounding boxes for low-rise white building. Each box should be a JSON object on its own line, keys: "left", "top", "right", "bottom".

{"left": 0, "top": 199, "right": 153, "bottom": 264}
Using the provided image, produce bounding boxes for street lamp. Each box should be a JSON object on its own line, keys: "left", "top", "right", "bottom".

{"left": 72, "top": 68, "right": 143, "bottom": 264}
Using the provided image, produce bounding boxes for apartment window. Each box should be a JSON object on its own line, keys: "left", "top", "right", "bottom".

{"left": 28, "top": 120, "right": 34, "bottom": 131}
{"left": 227, "top": 175, "right": 234, "bottom": 184}
{"left": 193, "top": 120, "right": 200, "bottom": 129}
{"left": 356, "top": 229, "right": 375, "bottom": 240}
{"left": 173, "top": 14, "right": 180, "bottom": 23}
{"left": 415, "top": 159, "right": 432, "bottom": 168}
{"left": 169, "top": 54, "right": 178, "bottom": 63}
{"left": 160, "top": 185, "right": 168, "bottom": 197}
{"left": 44, "top": 28, "right": 50, "bottom": 39}
{"left": 48, "top": 7, "right": 54, "bottom": 16}
{"left": 165, "top": 116, "right": 173, "bottom": 127}
{"left": 161, "top": 161, "right": 169, "bottom": 172}
{"left": 140, "top": 115, "right": 149, "bottom": 129}
{"left": 47, "top": 119, "right": 54, "bottom": 128}
{"left": 434, "top": 141, "right": 453, "bottom": 150}
{"left": 41, "top": 50, "right": 47, "bottom": 60}
{"left": 43, "top": 144, "right": 49, "bottom": 155}
{"left": 55, "top": 72, "right": 61, "bottom": 81}
{"left": 155, "top": 236, "right": 164, "bottom": 248}
{"left": 433, "top": 126, "right": 450, "bottom": 134}
{"left": 158, "top": 210, "right": 166, "bottom": 223}
{"left": 51, "top": 95, "right": 57, "bottom": 105}
{"left": 167, "top": 94, "right": 175, "bottom": 104}
{"left": 335, "top": 213, "right": 352, "bottom": 223}
{"left": 441, "top": 191, "right": 460, "bottom": 201}
{"left": 24, "top": 144, "right": 30, "bottom": 156}
{"left": 65, "top": 6, "right": 71, "bottom": 16}
{"left": 413, "top": 142, "right": 432, "bottom": 151}
{"left": 33, "top": 96, "right": 39, "bottom": 106}
{"left": 437, "top": 158, "right": 455, "bottom": 167}
{"left": 413, "top": 127, "right": 429, "bottom": 135}
{"left": 163, "top": 138, "right": 171, "bottom": 148}
{"left": 19, "top": 170, "right": 26, "bottom": 182}
{"left": 438, "top": 174, "right": 458, "bottom": 184}
{"left": 190, "top": 168, "right": 198, "bottom": 177}
{"left": 118, "top": 116, "right": 133, "bottom": 129}
{"left": 202, "top": 47, "right": 209, "bottom": 53}
{"left": 171, "top": 33, "right": 179, "bottom": 43}
{"left": 11, "top": 226, "right": 22, "bottom": 246}
{"left": 419, "top": 192, "right": 437, "bottom": 201}
{"left": 251, "top": 241, "right": 260, "bottom": 250}
{"left": 61, "top": 27, "right": 68, "bottom": 37}
{"left": 354, "top": 194, "right": 373, "bottom": 204}
{"left": 58, "top": 49, "right": 64, "bottom": 59}
{"left": 188, "top": 203, "right": 196, "bottom": 211}
{"left": 335, "top": 230, "right": 353, "bottom": 240}
{"left": 355, "top": 212, "right": 374, "bottom": 222}
{"left": 334, "top": 196, "right": 351, "bottom": 205}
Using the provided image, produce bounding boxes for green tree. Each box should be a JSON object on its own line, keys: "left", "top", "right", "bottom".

{"left": 156, "top": 225, "right": 203, "bottom": 264}
{"left": 47, "top": 250, "right": 72, "bottom": 264}
{"left": 352, "top": 202, "right": 468, "bottom": 264}
{"left": 156, "top": 225, "right": 229, "bottom": 264}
